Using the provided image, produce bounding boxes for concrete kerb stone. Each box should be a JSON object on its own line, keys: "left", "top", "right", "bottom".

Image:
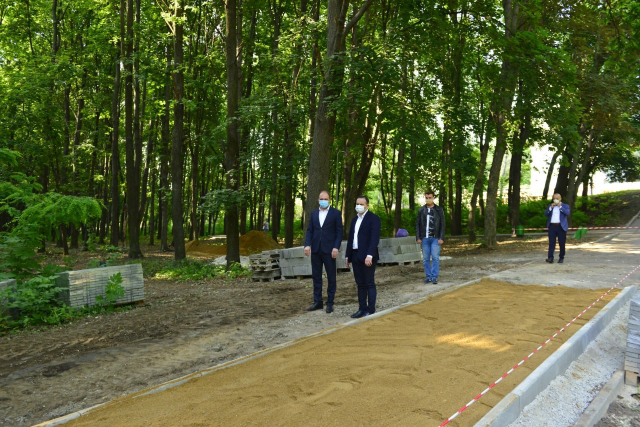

{"left": 573, "top": 370, "right": 624, "bottom": 427}
{"left": 477, "top": 284, "right": 637, "bottom": 427}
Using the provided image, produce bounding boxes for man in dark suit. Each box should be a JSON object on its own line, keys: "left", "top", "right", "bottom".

{"left": 345, "top": 196, "right": 381, "bottom": 319}
{"left": 304, "top": 190, "right": 343, "bottom": 313}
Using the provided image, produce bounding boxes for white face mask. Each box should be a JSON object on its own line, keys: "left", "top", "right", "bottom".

{"left": 554, "top": 199, "right": 560, "bottom": 204}
{"left": 355, "top": 205, "right": 365, "bottom": 214}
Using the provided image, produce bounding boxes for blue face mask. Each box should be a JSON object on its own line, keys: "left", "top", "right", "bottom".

{"left": 319, "top": 200, "right": 329, "bottom": 209}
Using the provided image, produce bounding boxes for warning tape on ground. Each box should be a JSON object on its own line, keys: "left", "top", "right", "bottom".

{"left": 439, "top": 264, "right": 640, "bottom": 427}
{"left": 523, "top": 226, "right": 640, "bottom": 231}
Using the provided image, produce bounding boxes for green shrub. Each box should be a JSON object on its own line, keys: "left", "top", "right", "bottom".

{"left": 156, "top": 258, "right": 250, "bottom": 281}
{"left": 94, "top": 273, "right": 125, "bottom": 309}
{"left": 0, "top": 275, "right": 64, "bottom": 329}
{"left": 372, "top": 208, "right": 418, "bottom": 238}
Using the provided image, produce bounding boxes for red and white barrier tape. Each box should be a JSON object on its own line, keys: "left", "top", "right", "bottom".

{"left": 523, "top": 226, "right": 640, "bottom": 231}
{"left": 439, "top": 264, "right": 640, "bottom": 427}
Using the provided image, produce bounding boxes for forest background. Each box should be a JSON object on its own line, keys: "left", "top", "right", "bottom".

{"left": 1, "top": 0, "right": 639, "bottom": 271}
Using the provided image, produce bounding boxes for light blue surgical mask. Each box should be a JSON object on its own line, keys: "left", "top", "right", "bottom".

{"left": 319, "top": 200, "right": 329, "bottom": 209}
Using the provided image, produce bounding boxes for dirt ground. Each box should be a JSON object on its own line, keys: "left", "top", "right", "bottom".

{"left": 63, "top": 280, "right": 617, "bottom": 427}
{"left": 0, "top": 233, "right": 606, "bottom": 426}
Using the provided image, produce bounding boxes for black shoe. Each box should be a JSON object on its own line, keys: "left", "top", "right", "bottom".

{"left": 424, "top": 278, "right": 431, "bottom": 284}
{"left": 432, "top": 278, "right": 438, "bottom": 284}
{"left": 326, "top": 305, "right": 334, "bottom": 314}
{"left": 307, "top": 302, "right": 323, "bottom": 311}
{"left": 545, "top": 258, "right": 554, "bottom": 263}
{"left": 558, "top": 258, "right": 564, "bottom": 264}
{"left": 350, "top": 310, "right": 369, "bottom": 319}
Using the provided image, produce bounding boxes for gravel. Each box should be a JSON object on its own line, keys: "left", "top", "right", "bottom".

{"left": 510, "top": 300, "right": 630, "bottom": 426}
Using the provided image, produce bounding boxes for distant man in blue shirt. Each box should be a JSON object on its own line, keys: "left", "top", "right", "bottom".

{"left": 544, "top": 193, "right": 571, "bottom": 263}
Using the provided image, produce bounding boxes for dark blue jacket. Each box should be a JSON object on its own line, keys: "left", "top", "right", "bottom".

{"left": 304, "top": 207, "right": 343, "bottom": 254}
{"left": 346, "top": 211, "right": 381, "bottom": 262}
{"left": 544, "top": 202, "right": 571, "bottom": 232}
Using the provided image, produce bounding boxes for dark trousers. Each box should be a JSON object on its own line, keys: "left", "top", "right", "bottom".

{"left": 311, "top": 251, "right": 337, "bottom": 305}
{"left": 548, "top": 224, "right": 566, "bottom": 260}
{"left": 351, "top": 253, "right": 377, "bottom": 314}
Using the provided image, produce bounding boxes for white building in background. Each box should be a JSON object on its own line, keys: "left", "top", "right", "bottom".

{"left": 524, "top": 145, "right": 640, "bottom": 198}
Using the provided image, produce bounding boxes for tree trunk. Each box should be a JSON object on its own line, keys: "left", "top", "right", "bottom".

{"left": 542, "top": 150, "right": 559, "bottom": 200}
{"left": 160, "top": 43, "right": 172, "bottom": 252}
{"left": 484, "top": 0, "right": 521, "bottom": 248}
{"left": 224, "top": 0, "right": 241, "bottom": 267}
{"left": 304, "top": 0, "right": 375, "bottom": 222}
{"left": 468, "top": 111, "right": 490, "bottom": 243}
{"left": 171, "top": 0, "right": 186, "bottom": 260}
{"left": 110, "top": 0, "right": 125, "bottom": 247}
{"left": 125, "top": 0, "right": 142, "bottom": 258}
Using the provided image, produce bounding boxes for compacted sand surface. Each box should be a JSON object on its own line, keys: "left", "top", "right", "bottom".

{"left": 66, "top": 279, "right": 616, "bottom": 427}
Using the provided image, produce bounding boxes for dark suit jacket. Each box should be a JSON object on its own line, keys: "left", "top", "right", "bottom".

{"left": 346, "top": 211, "right": 381, "bottom": 262}
{"left": 304, "top": 207, "right": 343, "bottom": 254}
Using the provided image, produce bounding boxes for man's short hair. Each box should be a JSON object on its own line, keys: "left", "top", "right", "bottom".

{"left": 319, "top": 190, "right": 330, "bottom": 198}
{"left": 424, "top": 190, "right": 435, "bottom": 197}
{"left": 357, "top": 195, "right": 369, "bottom": 204}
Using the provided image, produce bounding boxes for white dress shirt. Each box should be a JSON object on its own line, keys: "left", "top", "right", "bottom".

{"left": 351, "top": 210, "right": 373, "bottom": 261}
{"left": 319, "top": 207, "right": 329, "bottom": 227}
{"left": 550, "top": 205, "right": 561, "bottom": 223}
{"left": 353, "top": 211, "right": 366, "bottom": 249}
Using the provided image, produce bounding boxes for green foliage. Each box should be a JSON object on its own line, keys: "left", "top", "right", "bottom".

{"left": 0, "top": 275, "right": 64, "bottom": 329}
{"left": 372, "top": 208, "right": 418, "bottom": 238}
{"left": 156, "top": 259, "right": 250, "bottom": 281}
{"left": 94, "top": 273, "right": 125, "bottom": 309}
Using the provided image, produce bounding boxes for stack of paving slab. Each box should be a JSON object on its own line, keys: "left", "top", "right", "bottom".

{"left": 624, "top": 292, "right": 640, "bottom": 385}
{"left": 279, "top": 246, "right": 312, "bottom": 278}
{"left": 279, "top": 242, "right": 350, "bottom": 279}
{"left": 55, "top": 264, "right": 144, "bottom": 308}
{"left": 249, "top": 250, "right": 281, "bottom": 282}
{"left": 377, "top": 236, "right": 422, "bottom": 265}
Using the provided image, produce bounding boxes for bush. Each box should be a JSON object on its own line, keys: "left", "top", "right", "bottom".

{"left": 156, "top": 258, "right": 250, "bottom": 281}
{"left": 371, "top": 208, "right": 418, "bottom": 238}
{"left": 0, "top": 275, "right": 65, "bottom": 329}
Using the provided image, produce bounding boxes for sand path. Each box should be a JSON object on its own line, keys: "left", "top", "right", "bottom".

{"left": 67, "top": 279, "right": 617, "bottom": 427}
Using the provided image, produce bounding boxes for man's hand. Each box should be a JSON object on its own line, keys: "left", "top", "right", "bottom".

{"left": 304, "top": 246, "right": 311, "bottom": 257}
{"left": 438, "top": 239, "right": 443, "bottom": 245}
{"left": 331, "top": 248, "right": 339, "bottom": 259}
{"left": 365, "top": 256, "right": 373, "bottom": 267}
{"left": 417, "top": 239, "right": 422, "bottom": 244}
{"left": 345, "top": 258, "right": 350, "bottom": 269}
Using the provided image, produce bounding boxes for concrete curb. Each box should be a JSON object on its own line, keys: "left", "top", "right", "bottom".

{"left": 573, "top": 370, "right": 625, "bottom": 427}
{"left": 476, "top": 284, "right": 637, "bottom": 426}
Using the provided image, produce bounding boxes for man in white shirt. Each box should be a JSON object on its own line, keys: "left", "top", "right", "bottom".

{"left": 543, "top": 193, "right": 571, "bottom": 263}
{"left": 345, "top": 196, "right": 381, "bottom": 319}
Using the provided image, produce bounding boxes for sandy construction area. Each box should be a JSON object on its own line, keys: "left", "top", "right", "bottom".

{"left": 66, "top": 279, "right": 617, "bottom": 427}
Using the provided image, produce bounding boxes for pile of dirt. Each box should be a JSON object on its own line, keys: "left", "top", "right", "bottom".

{"left": 186, "top": 230, "right": 282, "bottom": 257}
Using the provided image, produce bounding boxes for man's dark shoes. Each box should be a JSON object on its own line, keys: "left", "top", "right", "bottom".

{"left": 307, "top": 302, "right": 323, "bottom": 311}
{"left": 326, "top": 305, "right": 334, "bottom": 314}
{"left": 424, "top": 278, "right": 431, "bottom": 284}
{"left": 545, "top": 258, "right": 554, "bottom": 263}
{"left": 432, "top": 278, "right": 438, "bottom": 285}
{"left": 350, "top": 310, "right": 369, "bottom": 319}
{"left": 558, "top": 258, "right": 564, "bottom": 264}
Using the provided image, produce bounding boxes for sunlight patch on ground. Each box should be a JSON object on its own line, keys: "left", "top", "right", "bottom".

{"left": 436, "top": 332, "right": 511, "bottom": 352}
